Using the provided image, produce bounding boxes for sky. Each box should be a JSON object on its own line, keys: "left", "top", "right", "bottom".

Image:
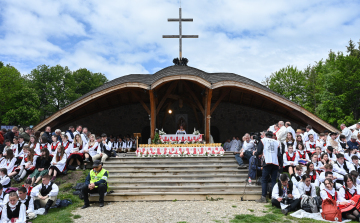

{"left": 0, "top": 0, "right": 360, "bottom": 83}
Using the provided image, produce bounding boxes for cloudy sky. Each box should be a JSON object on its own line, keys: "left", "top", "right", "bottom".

{"left": 0, "top": 0, "right": 360, "bottom": 82}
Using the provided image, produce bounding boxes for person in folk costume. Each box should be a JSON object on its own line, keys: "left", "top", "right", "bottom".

{"left": 311, "top": 153, "right": 324, "bottom": 175}
{"left": 284, "top": 132, "right": 295, "bottom": 152}
{"left": 327, "top": 132, "right": 341, "bottom": 153}
{"left": 298, "top": 174, "right": 317, "bottom": 198}
{"left": 352, "top": 156, "right": 360, "bottom": 176}
{"left": 61, "top": 134, "right": 73, "bottom": 157}
{"left": 283, "top": 145, "right": 297, "bottom": 176}
{"left": 295, "top": 143, "right": 310, "bottom": 165}
{"left": 83, "top": 135, "right": 99, "bottom": 168}
{"left": 8, "top": 145, "right": 29, "bottom": 180}
{"left": 15, "top": 135, "right": 26, "bottom": 160}
{"left": 80, "top": 127, "right": 89, "bottom": 145}
{"left": 31, "top": 174, "right": 59, "bottom": 215}
{"left": 271, "top": 173, "right": 301, "bottom": 215}
{"left": 321, "top": 151, "right": 333, "bottom": 167}
{"left": 316, "top": 133, "right": 328, "bottom": 152}
{"left": 3, "top": 186, "right": 35, "bottom": 214}
{"left": 67, "top": 134, "right": 85, "bottom": 170}
{"left": 2, "top": 139, "right": 12, "bottom": 157}
{"left": 303, "top": 125, "right": 318, "bottom": 142}
{"left": 0, "top": 168, "right": 11, "bottom": 192}
{"left": 2, "top": 149, "right": 17, "bottom": 176}
{"left": 326, "top": 146, "right": 337, "bottom": 162}
{"left": 116, "top": 138, "right": 124, "bottom": 153}
{"left": 291, "top": 165, "right": 303, "bottom": 188}
{"left": 341, "top": 124, "right": 353, "bottom": 142}
{"left": 319, "top": 164, "right": 345, "bottom": 185}
{"left": 49, "top": 135, "right": 60, "bottom": 158}
{"left": 295, "top": 129, "right": 304, "bottom": 144}
{"left": 48, "top": 145, "right": 67, "bottom": 182}
{"left": 337, "top": 174, "right": 360, "bottom": 221}
{"left": 339, "top": 134, "right": 349, "bottom": 153}
{"left": 333, "top": 153, "right": 355, "bottom": 177}
{"left": 109, "top": 137, "right": 118, "bottom": 157}
{"left": 320, "top": 172, "right": 343, "bottom": 190}
{"left": 11, "top": 137, "right": 19, "bottom": 158}
{"left": 254, "top": 131, "right": 279, "bottom": 203}
{"left": 92, "top": 134, "right": 112, "bottom": 163}
{"left": 305, "top": 134, "right": 317, "bottom": 156}
{"left": 38, "top": 136, "right": 50, "bottom": 156}
{"left": 344, "top": 147, "right": 359, "bottom": 162}
{"left": 1, "top": 192, "right": 27, "bottom": 223}
{"left": 0, "top": 184, "right": 6, "bottom": 207}
{"left": 28, "top": 135, "right": 40, "bottom": 155}
{"left": 305, "top": 162, "right": 320, "bottom": 187}
{"left": 30, "top": 148, "right": 52, "bottom": 186}
{"left": 73, "top": 125, "right": 82, "bottom": 139}
{"left": 14, "top": 147, "right": 37, "bottom": 183}
{"left": 312, "top": 147, "right": 322, "bottom": 161}
{"left": 65, "top": 126, "right": 75, "bottom": 143}
{"left": 21, "top": 178, "right": 34, "bottom": 197}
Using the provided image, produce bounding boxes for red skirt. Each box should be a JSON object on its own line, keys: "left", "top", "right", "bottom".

{"left": 338, "top": 195, "right": 360, "bottom": 213}
{"left": 68, "top": 152, "right": 84, "bottom": 160}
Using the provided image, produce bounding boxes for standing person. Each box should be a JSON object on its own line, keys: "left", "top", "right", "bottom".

{"left": 20, "top": 127, "right": 31, "bottom": 143}
{"left": 223, "top": 139, "right": 231, "bottom": 151}
{"left": 92, "top": 134, "right": 111, "bottom": 164}
{"left": 285, "top": 122, "right": 296, "bottom": 141}
{"left": 341, "top": 124, "right": 352, "bottom": 142}
{"left": 31, "top": 175, "right": 59, "bottom": 215}
{"left": 65, "top": 126, "right": 75, "bottom": 143}
{"left": 303, "top": 125, "right": 318, "bottom": 142}
{"left": 43, "top": 126, "right": 52, "bottom": 143}
{"left": 81, "top": 160, "right": 109, "bottom": 208}
{"left": 1, "top": 192, "right": 27, "bottom": 223}
{"left": 81, "top": 127, "right": 89, "bottom": 145}
{"left": 48, "top": 145, "right": 67, "bottom": 182}
{"left": 229, "top": 137, "right": 239, "bottom": 152}
{"left": 255, "top": 131, "right": 279, "bottom": 203}
{"left": 30, "top": 148, "right": 52, "bottom": 186}
{"left": 276, "top": 121, "right": 287, "bottom": 144}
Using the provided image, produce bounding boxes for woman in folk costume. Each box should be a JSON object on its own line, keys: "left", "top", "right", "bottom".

{"left": 320, "top": 178, "right": 348, "bottom": 204}
{"left": 2, "top": 150, "right": 17, "bottom": 175}
{"left": 344, "top": 147, "right": 359, "bottom": 162}
{"left": 83, "top": 134, "right": 98, "bottom": 169}
{"left": 293, "top": 135, "right": 304, "bottom": 152}
{"left": 298, "top": 174, "right": 317, "bottom": 198}
{"left": 49, "top": 135, "right": 60, "bottom": 157}
{"left": 296, "top": 143, "right": 310, "bottom": 165}
{"left": 339, "top": 134, "right": 349, "bottom": 153}
{"left": 283, "top": 145, "right": 297, "bottom": 176}
{"left": 305, "top": 162, "right": 320, "bottom": 187}
{"left": 321, "top": 153, "right": 333, "bottom": 166}
{"left": 48, "top": 145, "right": 67, "bottom": 182}
{"left": 311, "top": 153, "right": 324, "bottom": 174}
{"left": 14, "top": 147, "right": 37, "bottom": 183}
{"left": 8, "top": 145, "right": 29, "bottom": 179}
{"left": 39, "top": 136, "right": 50, "bottom": 156}
{"left": 29, "top": 136, "right": 40, "bottom": 155}
{"left": 1, "top": 192, "right": 27, "bottom": 223}
{"left": 327, "top": 132, "right": 341, "bottom": 153}
{"left": 61, "top": 134, "right": 73, "bottom": 156}
{"left": 337, "top": 175, "right": 360, "bottom": 221}
{"left": 67, "top": 134, "right": 85, "bottom": 170}
{"left": 284, "top": 132, "right": 295, "bottom": 152}
{"left": 30, "top": 148, "right": 52, "bottom": 186}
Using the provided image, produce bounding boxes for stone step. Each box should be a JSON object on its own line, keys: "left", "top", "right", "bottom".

{"left": 109, "top": 185, "right": 260, "bottom": 192}
{"left": 107, "top": 179, "right": 251, "bottom": 186}
{"left": 104, "top": 163, "right": 238, "bottom": 167}
{"left": 104, "top": 159, "right": 237, "bottom": 164}
{"left": 89, "top": 192, "right": 261, "bottom": 202}
{"left": 104, "top": 165, "right": 240, "bottom": 171}
{"left": 106, "top": 156, "right": 237, "bottom": 162}
{"left": 106, "top": 169, "right": 246, "bottom": 176}
{"left": 107, "top": 174, "right": 248, "bottom": 181}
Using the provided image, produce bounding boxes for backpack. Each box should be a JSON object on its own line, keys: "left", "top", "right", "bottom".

{"left": 301, "top": 195, "right": 318, "bottom": 213}
{"left": 321, "top": 199, "right": 342, "bottom": 222}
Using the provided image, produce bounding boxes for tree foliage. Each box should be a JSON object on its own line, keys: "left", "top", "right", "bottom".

{"left": 263, "top": 38, "right": 360, "bottom": 128}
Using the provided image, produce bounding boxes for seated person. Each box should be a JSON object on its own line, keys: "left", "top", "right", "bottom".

{"left": 82, "top": 160, "right": 109, "bottom": 209}
{"left": 29, "top": 148, "right": 52, "bottom": 186}
{"left": 344, "top": 147, "right": 358, "bottom": 162}
{"left": 305, "top": 162, "right": 319, "bottom": 187}
{"left": 0, "top": 168, "right": 11, "bottom": 192}
{"left": 333, "top": 153, "right": 354, "bottom": 176}
{"left": 31, "top": 174, "right": 59, "bottom": 215}
{"left": 337, "top": 174, "right": 360, "bottom": 220}
{"left": 291, "top": 165, "right": 303, "bottom": 188}
{"left": 319, "top": 164, "right": 344, "bottom": 185}
{"left": 320, "top": 178, "right": 349, "bottom": 210}
{"left": 92, "top": 134, "right": 112, "bottom": 164}
{"left": 48, "top": 145, "right": 67, "bottom": 182}
{"left": 83, "top": 134, "right": 99, "bottom": 167}
{"left": 347, "top": 135, "right": 360, "bottom": 150}
{"left": 297, "top": 174, "right": 317, "bottom": 198}
{"left": 2, "top": 149, "right": 17, "bottom": 176}
{"left": 22, "top": 178, "right": 33, "bottom": 197}
{"left": 312, "top": 147, "right": 322, "bottom": 161}
{"left": 283, "top": 145, "right": 297, "bottom": 176}
{"left": 0, "top": 184, "right": 6, "bottom": 206}
{"left": 49, "top": 135, "right": 60, "bottom": 157}
{"left": 326, "top": 146, "right": 337, "bottom": 162}
{"left": 67, "top": 134, "right": 85, "bottom": 170}
{"left": 319, "top": 171, "right": 343, "bottom": 190}
{"left": 1, "top": 192, "right": 26, "bottom": 223}
{"left": 351, "top": 156, "right": 360, "bottom": 174}
{"left": 239, "top": 133, "right": 256, "bottom": 164}
{"left": 3, "top": 187, "right": 34, "bottom": 214}
{"left": 311, "top": 153, "right": 324, "bottom": 174}
{"left": 271, "top": 173, "right": 301, "bottom": 215}
{"left": 321, "top": 153, "right": 333, "bottom": 167}
{"left": 248, "top": 154, "right": 262, "bottom": 182}
{"left": 296, "top": 143, "right": 310, "bottom": 165}
{"left": 305, "top": 134, "right": 317, "bottom": 154}
{"left": 15, "top": 147, "right": 37, "bottom": 183}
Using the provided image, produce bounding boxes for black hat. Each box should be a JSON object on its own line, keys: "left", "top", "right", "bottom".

{"left": 92, "top": 160, "right": 102, "bottom": 167}
{"left": 329, "top": 132, "right": 337, "bottom": 136}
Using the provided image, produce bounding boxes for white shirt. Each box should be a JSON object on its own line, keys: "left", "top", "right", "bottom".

{"left": 261, "top": 138, "right": 279, "bottom": 165}
{"left": 303, "top": 129, "right": 318, "bottom": 142}
{"left": 319, "top": 171, "right": 344, "bottom": 183}
{"left": 31, "top": 182, "right": 59, "bottom": 197}
{"left": 276, "top": 126, "right": 287, "bottom": 143}
{"left": 81, "top": 133, "right": 89, "bottom": 145}
{"left": 333, "top": 160, "right": 355, "bottom": 176}
{"left": 298, "top": 182, "right": 317, "bottom": 197}
{"left": 291, "top": 173, "right": 303, "bottom": 188}
{"left": 283, "top": 152, "right": 297, "bottom": 167}
{"left": 305, "top": 140, "right": 317, "bottom": 153}
{"left": 320, "top": 188, "right": 337, "bottom": 201}
{"left": 316, "top": 139, "right": 327, "bottom": 152}
{"left": 3, "top": 194, "right": 34, "bottom": 213}
{"left": 242, "top": 140, "right": 255, "bottom": 152}
{"left": 223, "top": 142, "right": 231, "bottom": 151}
{"left": 286, "top": 126, "right": 296, "bottom": 140}
{"left": 342, "top": 127, "right": 352, "bottom": 142}
{"left": 338, "top": 185, "right": 360, "bottom": 202}
{"left": 320, "top": 182, "right": 342, "bottom": 191}
{"left": 65, "top": 131, "right": 74, "bottom": 143}
{"left": 272, "top": 182, "right": 300, "bottom": 199}
{"left": 229, "top": 140, "right": 239, "bottom": 152}
{"left": 0, "top": 201, "right": 26, "bottom": 223}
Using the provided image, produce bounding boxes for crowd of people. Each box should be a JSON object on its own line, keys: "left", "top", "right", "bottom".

{"left": 225, "top": 121, "right": 360, "bottom": 220}
{"left": 0, "top": 125, "right": 117, "bottom": 222}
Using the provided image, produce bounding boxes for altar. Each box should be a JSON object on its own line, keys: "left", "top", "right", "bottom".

{"left": 136, "top": 144, "right": 224, "bottom": 157}
{"left": 159, "top": 134, "right": 203, "bottom": 143}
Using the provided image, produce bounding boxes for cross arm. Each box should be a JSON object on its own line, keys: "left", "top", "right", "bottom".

{"left": 168, "top": 18, "right": 193, "bottom": 22}
{"left": 163, "top": 35, "right": 199, "bottom": 38}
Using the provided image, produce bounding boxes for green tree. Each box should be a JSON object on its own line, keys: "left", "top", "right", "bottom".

{"left": 262, "top": 65, "right": 305, "bottom": 105}
{"left": 72, "top": 68, "right": 108, "bottom": 99}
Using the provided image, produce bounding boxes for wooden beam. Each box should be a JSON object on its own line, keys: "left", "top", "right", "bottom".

{"left": 210, "top": 89, "right": 230, "bottom": 115}
{"left": 131, "top": 91, "right": 151, "bottom": 115}
{"left": 205, "top": 88, "right": 212, "bottom": 143}
{"left": 183, "top": 81, "right": 205, "bottom": 116}
{"left": 150, "top": 90, "right": 156, "bottom": 140}
{"left": 156, "top": 81, "right": 178, "bottom": 115}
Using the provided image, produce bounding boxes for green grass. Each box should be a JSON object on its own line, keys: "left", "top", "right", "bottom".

{"left": 232, "top": 205, "right": 237, "bottom": 208}
{"left": 31, "top": 169, "right": 91, "bottom": 223}
{"left": 248, "top": 209, "right": 254, "bottom": 212}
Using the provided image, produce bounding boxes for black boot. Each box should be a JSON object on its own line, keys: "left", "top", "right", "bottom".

{"left": 44, "top": 200, "right": 54, "bottom": 215}
{"left": 34, "top": 200, "right": 41, "bottom": 210}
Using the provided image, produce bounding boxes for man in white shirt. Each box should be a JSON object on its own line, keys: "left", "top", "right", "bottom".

{"left": 319, "top": 164, "right": 344, "bottom": 185}
{"left": 285, "top": 122, "right": 296, "bottom": 139}
{"left": 229, "top": 137, "right": 239, "bottom": 152}
{"left": 32, "top": 174, "right": 59, "bottom": 215}
{"left": 340, "top": 124, "right": 352, "bottom": 142}
{"left": 333, "top": 153, "right": 354, "bottom": 176}
{"left": 305, "top": 134, "right": 317, "bottom": 153}
{"left": 223, "top": 139, "right": 231, "bottom": 151}
{"left": 276, "top": 121, "right": 287, "bottom": 144}
{"left": 271, "top": 174, "right": 301, "bottom": 215}
{"left": 81, "top": 127, "right": 89, "bottom": 145}
{"left": 236, "top": 134, "right": 255, "bottom": 168}
{"left": 65, "top": 126, "right": 75, "bottom": 143}
{"left": 3, "top": 187, "right": 34, "bottom": 213}
{"left": 303, "top": 125, "right": 318, "bottom": 142}
{"left": 73, "top": 125, "right": 82, "bottom": 139}
{"left": 352, "top": 123, "right": 360, "bottom": 137}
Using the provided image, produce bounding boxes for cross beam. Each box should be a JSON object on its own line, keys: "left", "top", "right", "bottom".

{"left": 163, "top": 8, "right": 198, "bottom": 60}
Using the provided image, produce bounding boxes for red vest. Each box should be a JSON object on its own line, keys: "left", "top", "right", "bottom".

{"left": 298, "top": 151, "right": 306, "bottom": 159}
{"left": 40, "top": 144, "right": 48, "bottom": 150}
{"left": 343, "top": 187, "right": 356, "bottom": 200}
{"left": 63, "top": 141, "right": 70, "bottom": 150}
{"left": 51, "top": 142, "right": 59, "bottom": 152}
{"left": 286, "top": 152, "right": 296, "bottom": 161}
{"left": 310, "top": 173, "right": 317, "bottom": 183}
{"left": 324, "top": 190, "right": 337, "bottom": 201}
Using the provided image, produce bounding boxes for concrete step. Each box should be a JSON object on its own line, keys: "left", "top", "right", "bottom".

{"left": 109, "top": 185, "right": 260, "bottom": 192}
{"left": 108, "top": 180, "right": 253, "bottom": 187}
{"left": 104, "top": 159, "right": 237, "bottom": 164}
{"left": 106, "top": 156, "right": 237, "bottom": 162}
{"left": 106, "top": 169, "right": 247, "bottom": 176}
{"left": 107, "top": 175, "right": 248, "bottom": 181}
{"left": 104, "top": 162, "right": 238, "bottom": 167}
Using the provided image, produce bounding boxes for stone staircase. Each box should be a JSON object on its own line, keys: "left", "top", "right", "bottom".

{"left": 90, "top": 152, "right": 262, "bottom": 201}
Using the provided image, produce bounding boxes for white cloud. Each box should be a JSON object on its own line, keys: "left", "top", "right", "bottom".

{"left": 0, "top": 0, "right": 360, "bottom": 82}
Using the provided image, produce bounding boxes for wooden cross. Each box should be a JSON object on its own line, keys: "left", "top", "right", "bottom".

{"left": 163, "top": 8, "right": 198, "bottom": 60}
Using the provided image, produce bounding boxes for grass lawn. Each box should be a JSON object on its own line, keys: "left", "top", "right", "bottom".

{"left": 12, "top": 169, "right": 90, "bottom": 223}
{"left": 230, "top": 203, "right": 358, "bottom": 223}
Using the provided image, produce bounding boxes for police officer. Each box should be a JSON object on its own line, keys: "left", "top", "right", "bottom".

{"left": 82, "top": 160, "right": 109, "bottom": 208}
{"left": 254, "top": 131, "right": 279, "bottom": 203}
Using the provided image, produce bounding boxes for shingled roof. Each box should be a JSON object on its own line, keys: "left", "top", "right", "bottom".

{"left": 67, "top": 65, "right": 290, "bottom": 108}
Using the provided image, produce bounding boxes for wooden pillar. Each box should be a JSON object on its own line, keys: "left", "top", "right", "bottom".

{"left": 150, "top": 90, "right": 156, "bottom": 140}
{"left": 205, "top": 88, "right": 212, "bottom": 143}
